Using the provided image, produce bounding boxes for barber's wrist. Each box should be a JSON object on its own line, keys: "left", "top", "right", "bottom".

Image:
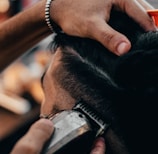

{"left": 45, "top": 0, "right": 62, "bottom": 33}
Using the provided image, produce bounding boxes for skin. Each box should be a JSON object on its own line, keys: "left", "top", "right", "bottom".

{"left": 90, "top": 137, "right": 106, "bottom": 154}
{"left": 50, "top": 0, "right": 156, "bottom": 55}
{"left": 11, "top": 48, "right": 106, "bottom": 154}
{"left": 0, "top": 0, "right": 50, "bottom": 71}
{"left": 2, "top": 0, "right": 155, "bottom": 153}
{"left": 0, "top": 0, "right": 156, "bottom": 71}
{"left": 11, "top": 119, "right": 105, "bottom": 154}
{"left": 11, "top": 119, "right": 54, "bottom": 154}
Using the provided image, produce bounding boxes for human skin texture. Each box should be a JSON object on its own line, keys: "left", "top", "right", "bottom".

{"left": 0, "top": 0, "right": 156, "bottom": 71}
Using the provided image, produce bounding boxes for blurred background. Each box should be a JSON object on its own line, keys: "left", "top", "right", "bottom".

{"left": 0, "top": 1, "right": 53, "bottom": 153}
{"left": 0, "top": 0, "right": 157, "bottom": 153}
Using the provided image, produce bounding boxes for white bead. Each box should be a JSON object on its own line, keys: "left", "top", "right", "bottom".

{"left": 45, "top": 0, "right": 54, "bottom": 32}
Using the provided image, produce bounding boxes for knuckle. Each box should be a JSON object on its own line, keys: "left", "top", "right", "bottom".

{"left": 102, "top": 31, "right": 115, "bottom": 45}
{"left": 100, "top": 30, "right": 121, "bottom": 53}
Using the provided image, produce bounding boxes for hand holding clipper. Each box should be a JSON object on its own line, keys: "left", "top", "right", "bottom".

{"left": 42, "top": 101, "right": 109, "bottom": 154}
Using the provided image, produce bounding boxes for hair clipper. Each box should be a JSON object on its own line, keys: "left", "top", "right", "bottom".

{"left": 42, "top": 101, "right": 109, "bottom": 154}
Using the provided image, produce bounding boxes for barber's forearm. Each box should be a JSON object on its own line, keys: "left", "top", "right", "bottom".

{"left": 0, "top": 0, "right": 51, "bottom": 71}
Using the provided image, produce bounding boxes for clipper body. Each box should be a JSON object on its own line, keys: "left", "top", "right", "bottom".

{"left": 43, "top": 101, "right": 109, "bottom": 154}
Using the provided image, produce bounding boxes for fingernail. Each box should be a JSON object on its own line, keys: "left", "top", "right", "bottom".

{"left": 117, "top": 42, "right": 131, "bottom": 55}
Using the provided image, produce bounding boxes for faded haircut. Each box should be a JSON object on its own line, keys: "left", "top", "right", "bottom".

{"left": 49, "top": 11, "right": 158, "bottom": 154}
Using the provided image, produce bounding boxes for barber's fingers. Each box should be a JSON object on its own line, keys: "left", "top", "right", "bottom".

{"left": 137, "top": 0, "right": 155, "bottom": 10}
{"left": 84, "top": 0, "right": 157, "bottom": 56}
{"left": 87, "top": 18, "right": 131, "bottom": 56}
{"left": 90, "top": 137, "right": 106, "bottom": 154}
{"left": 114, "top": 0, "right": 157, "bottom": 31}
{"left": 11, "top": 119, "right": 54, "bottom": 154}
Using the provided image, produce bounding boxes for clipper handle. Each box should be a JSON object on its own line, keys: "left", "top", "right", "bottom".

{"left": 43, "top": 110, "right": 96, "bottom": 154}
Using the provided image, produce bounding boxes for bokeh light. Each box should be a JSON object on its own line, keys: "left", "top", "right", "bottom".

{"left": 0, "top": 0, "right": 10, "bottom": 13}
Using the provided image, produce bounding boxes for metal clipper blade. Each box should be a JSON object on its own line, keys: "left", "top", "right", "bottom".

{"left": 73, "top": 101, "right": 109, "bottom": 136}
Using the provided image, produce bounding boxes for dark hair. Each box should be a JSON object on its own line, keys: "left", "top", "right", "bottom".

{"left": 50, "top": 11, "right": 158, "bottom": 154}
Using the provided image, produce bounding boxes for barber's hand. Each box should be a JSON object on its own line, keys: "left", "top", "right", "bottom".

{"left": 11, "top": 119, "right": 54, "bottom": 154}
{"left": 11, "top": 118, "right": 105, "bottom": 154}
{"left": 90, "top": 137, "right": 106, "bottom": 154}
{"left": 50, "top": 0, "right": 157, "bottom": 56}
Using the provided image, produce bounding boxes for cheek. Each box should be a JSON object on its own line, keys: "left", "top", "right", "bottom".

{"left": 40, "top": 76, "right": 57, "bottom": 115}
{"left": 40, "top": 82, "right": 77, "bottom": 116}
{"left": 40, "top": 49, "right": 77, "bottom": 115}
{"left": 40, "top": 90, "right": 55, "bottom": 115}
{"left": 40, "top": 85, "right": 76, "bottom": 115}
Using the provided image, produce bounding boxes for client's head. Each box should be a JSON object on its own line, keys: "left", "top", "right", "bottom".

{"left": 40, "top": 11, "right": 158, "bottom": 154}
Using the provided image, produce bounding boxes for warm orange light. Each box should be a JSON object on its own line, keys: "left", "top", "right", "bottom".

{"left": 0, "top": 0, "right": 10, "bottom": 13}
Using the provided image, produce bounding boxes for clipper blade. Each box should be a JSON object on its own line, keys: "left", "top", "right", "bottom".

{"left": 73, "top": 101, "right": 109, "bottom": 136}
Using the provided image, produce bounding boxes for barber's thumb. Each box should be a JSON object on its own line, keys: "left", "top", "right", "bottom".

{"left": 91, "top": 21, "right": 131, "bottom": 56}
{"left": 100, "top": 31, "right": 131, "bottom": 55}
{"left": 11, "top": 119, "right": 54, "bottom": 154}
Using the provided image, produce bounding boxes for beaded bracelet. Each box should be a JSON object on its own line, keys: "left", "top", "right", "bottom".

{"left": 45, "top": 0, "right": 62, "bottom": 33}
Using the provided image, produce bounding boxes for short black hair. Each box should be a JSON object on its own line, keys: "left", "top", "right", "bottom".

{"left": 49, "top": 11, "right": 158, "bottom": 154}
